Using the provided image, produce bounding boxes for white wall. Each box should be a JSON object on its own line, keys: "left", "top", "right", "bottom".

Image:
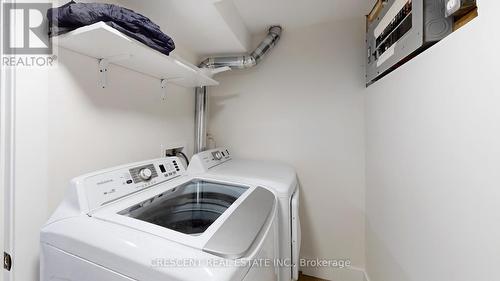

{"left": 11, "top": 33, "right": 196, "bottom": 281}
{"left": 208, "top": 19, "right": 367, "bottom": 281}
{"left": 365, "top": 2, "right": 500, "bottom": 281}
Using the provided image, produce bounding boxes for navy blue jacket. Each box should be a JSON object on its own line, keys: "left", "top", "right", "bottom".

{"left": 47, "top": 1, "right": 175, "bottom": 55}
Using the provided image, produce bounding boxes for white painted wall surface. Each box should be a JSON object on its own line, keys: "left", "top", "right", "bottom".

{"left": 365, "top": 2, "right": 499, "bottom": 281}
{"left": 208, "top": 20, "right": 367, "bottom": 281}
{"left": 12, "top": 38, "right": 195, "bottom": 281}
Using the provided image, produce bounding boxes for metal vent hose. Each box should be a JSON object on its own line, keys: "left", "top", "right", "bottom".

{"left": 194, "top": 25, "right": 283, "bottom": 153}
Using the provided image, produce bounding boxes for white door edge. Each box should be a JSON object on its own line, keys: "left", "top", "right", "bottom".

{"left": 0, "top": 0, "right": 17, "bottom": 280}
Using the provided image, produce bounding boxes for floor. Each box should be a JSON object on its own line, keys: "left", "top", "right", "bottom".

{"left": 298, "top": 274, "right": 329, "bottom": 281}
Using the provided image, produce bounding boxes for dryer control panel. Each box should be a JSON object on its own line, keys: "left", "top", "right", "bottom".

{"left": 188, "top": 148, "right": 232, "bottom": 174}
{"left": 80, "top": 157, "right": 185, "bottom": 212}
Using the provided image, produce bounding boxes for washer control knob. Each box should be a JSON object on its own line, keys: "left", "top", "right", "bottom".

{"left": 139, "top": 168, "right": 153, "bottom": 181}
{"left": 214, "top": 151, "right": 223, "bottom": 160}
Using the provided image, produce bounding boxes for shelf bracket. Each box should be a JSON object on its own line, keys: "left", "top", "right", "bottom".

{"left": 160, "top": 79, "right": 168, "bottom": 100}
{"left": 97, "top": 55, "right": 131, "bottom": 89}
{"left": 98, "top": 59, "right": 109, "bottom": 89}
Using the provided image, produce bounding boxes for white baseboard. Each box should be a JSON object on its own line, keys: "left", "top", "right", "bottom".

{"left": 301, "top": 266, "right": 369, "bottom": 281}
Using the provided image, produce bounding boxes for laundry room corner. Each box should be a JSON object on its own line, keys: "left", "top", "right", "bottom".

{"left": 207, "top": 18, "right": 368, "bottom": 281}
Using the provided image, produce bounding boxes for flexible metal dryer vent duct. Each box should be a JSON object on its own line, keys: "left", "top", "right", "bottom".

{"left": 194, "top": 25, "right": 283, "bottom": 153}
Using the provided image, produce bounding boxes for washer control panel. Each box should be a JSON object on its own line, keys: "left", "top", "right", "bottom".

{"left": 188, "top": 147, "right": 232, "bottom": 174}
{"left": 130, "top": 164, "right": 158, "bottom": 183}
{"left": 83, "top": 157, "right": 184, "bottom": 211}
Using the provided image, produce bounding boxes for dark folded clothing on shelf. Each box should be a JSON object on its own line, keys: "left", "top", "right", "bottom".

{"left": 47, "top": 1, "right": 175, "bottom": 55}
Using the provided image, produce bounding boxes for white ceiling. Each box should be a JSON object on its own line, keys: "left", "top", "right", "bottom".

{"left": 232, "top": 0, "right": 367, "bottom": 34}
{"left": 117, "top": 0, "right": 368, "bottom": 59}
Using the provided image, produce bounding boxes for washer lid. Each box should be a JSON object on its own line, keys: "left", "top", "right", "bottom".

{"left": 203, "top": 186, "right": 275, "bottom": 259}
{"left": 88, "top": 179, "right": 276, "bottom": 260}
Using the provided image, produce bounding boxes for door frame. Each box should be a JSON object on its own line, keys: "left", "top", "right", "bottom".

{"left": 1, "top": 0, "right": 17, "bottom": 280}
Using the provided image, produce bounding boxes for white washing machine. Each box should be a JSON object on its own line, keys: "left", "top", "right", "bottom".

{"left": 40, "top": 156, "right": 279, "bottom": 281}
{"left": 188, "top": 148, "right": 301, "bottom": 281}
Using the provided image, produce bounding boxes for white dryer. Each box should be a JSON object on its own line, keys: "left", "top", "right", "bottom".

{"left": 188, "top": 148, "right": 301, "bottom": 281}
{"left": 41, "top": 156, "right": 279, "bottom": 281}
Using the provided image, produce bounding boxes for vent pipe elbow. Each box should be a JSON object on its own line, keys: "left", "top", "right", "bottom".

{"left": 251, "top": 25, "right": 282, "bottom": 65}
{"left": 199, "top": 25, "right": 282, "bottom": 70}
{"left": 195, "top": 25, "right": 282, "bottom": 153}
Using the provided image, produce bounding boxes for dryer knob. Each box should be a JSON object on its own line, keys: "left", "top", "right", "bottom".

{"left": 139, "top": 168, "right": 153, "bottom": 181}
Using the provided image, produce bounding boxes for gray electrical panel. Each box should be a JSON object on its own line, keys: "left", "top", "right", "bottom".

{"left": 366, "top": 0, "right": 453, "bottom": 86}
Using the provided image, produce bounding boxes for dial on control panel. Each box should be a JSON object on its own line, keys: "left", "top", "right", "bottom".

{"left": 129, "top": 164, "right": 158, "bottom": 183}
{"left": 139, "top": 168, "right": 153, "bottom": 181}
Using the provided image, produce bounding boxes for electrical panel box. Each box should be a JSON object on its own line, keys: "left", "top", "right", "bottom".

{"left": 366, "top": 0, "right": 454, "bottom": 85}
